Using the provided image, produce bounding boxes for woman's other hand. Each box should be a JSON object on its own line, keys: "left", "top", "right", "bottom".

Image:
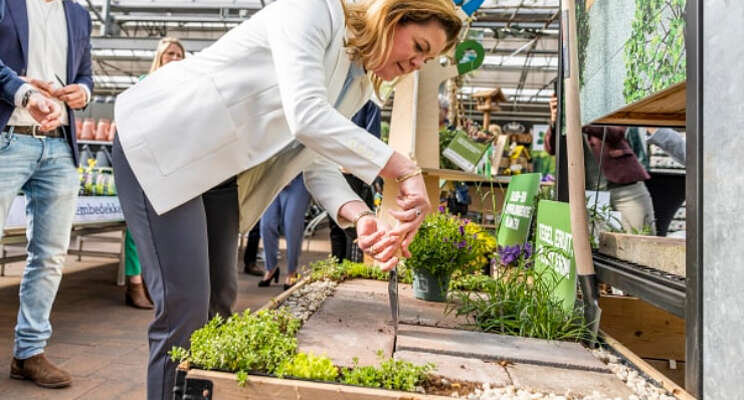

{"left": 356, "top": 215, "right": 399, "bottom": 271}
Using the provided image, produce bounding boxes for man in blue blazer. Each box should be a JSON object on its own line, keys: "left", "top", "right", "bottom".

{"left": 0, "top": 0, "right": 93, "bottom": 389}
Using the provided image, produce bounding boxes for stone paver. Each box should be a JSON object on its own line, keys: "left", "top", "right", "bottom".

{"left": 506, "top": 362, "right": 634, "bottom": 398}
{"left": 396, "top": 324, "right": 609, "bottom": 372}
{"left": 297, "top": 285, "right": 395, "bottom": 367}
{"left": 336, "top": 279, "right": 468, "bottom": 328}
{"left": 394, "top": 350, "right": 512, "bottom": 387}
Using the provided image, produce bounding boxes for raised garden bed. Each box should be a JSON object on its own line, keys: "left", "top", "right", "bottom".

{"left": 175, "top": 260, "right": 693, "bottom": 400}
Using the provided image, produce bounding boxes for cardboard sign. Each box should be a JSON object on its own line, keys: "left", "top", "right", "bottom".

{"left": 534, "top": 200, "right": 577, "bottom": 311}
{"left": 442, "top": 131, "right": 490, "bottom": 172}
{"left": 496, "top": 173, "right": 541, "bottom": 246}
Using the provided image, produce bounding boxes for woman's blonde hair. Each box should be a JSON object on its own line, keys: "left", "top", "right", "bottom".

{"left": 343, "top": 0, "right": 462, "bottom": 95}
{"left": 149, "top": 37, "right": 186, "bottom": 73}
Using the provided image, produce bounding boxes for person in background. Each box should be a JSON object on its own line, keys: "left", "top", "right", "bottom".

{"left": 242, "top": 222, "right": 264, "bottom": 275}
{"left": 123, "top": 37, "right": 185, "bottom": 310}
{"left": 258, "top": 174, "right": 311, "bottom": 289}
{"left": 328, "top": 100, "right": 381, "bottom": 262}
{"left": 647, "top": 127, "right": 686, "bottom": 164}
{"left": 545, "top": 96, "right": 655, "bottom": 234}
{"left": 0, "top": 0, "right": 93, "bottom": 388}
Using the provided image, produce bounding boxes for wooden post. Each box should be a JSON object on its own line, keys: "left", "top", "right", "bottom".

{"left": 381, "top": 60, "right": 459, "bottom": 227}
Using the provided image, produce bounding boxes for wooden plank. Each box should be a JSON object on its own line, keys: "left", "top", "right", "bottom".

{"left": 592, "top": 81, "right": 686, "bottom": 127}
{"left": 599, "top": 296, "right": 685, "bottom": 361}
{"left": 644, "top": 358, "right": 686, "bottom": 388}
{"left": 187, "top": 369, "right": 452, "bottom": 400}
{"left": 598, "top": 232, "right": 685, "bottom": 277}
{"left": 602, "top": 332, "right": 696, "bottom": 400}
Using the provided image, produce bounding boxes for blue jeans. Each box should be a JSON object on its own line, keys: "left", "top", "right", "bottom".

{"left": 260, "top": 174, "right": 310, "bottom": 274}
{"left": 0, "top": 130, "right": 79, "bottom": 359}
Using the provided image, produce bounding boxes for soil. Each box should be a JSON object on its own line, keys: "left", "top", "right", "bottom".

{"left": 424, "top": 375, "right": 481, "bottom": 397}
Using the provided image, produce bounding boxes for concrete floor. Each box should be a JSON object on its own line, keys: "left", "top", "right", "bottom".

{"left": 0, "top": 229, "right": 332, "bottom": 399}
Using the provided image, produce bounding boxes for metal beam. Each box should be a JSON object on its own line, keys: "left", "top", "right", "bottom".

{"left": 91, "top": 37, "right": 215, "bottom": 52}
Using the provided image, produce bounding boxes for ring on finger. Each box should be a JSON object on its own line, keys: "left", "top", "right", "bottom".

{"left": 415, "top": 208, "right": 422, "bottom": 217}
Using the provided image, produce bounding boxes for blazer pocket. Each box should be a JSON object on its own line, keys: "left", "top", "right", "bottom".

{"left": 143, "top": 76, "right": 237, "bottom": 175}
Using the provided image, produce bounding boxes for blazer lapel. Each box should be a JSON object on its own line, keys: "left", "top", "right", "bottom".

{"left": 7, "top": 0, "right": 28, "bottom": 65}
{"left": 62, "top": 0, "right": 73, "bottom": 83}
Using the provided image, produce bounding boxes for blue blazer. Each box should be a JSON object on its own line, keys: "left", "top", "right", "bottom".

{"left": 0, "top": 0, "right": 93, "bottom": 164}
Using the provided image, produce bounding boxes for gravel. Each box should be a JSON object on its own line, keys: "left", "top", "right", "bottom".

{"left": 282, "top": 280, "right": 337, "bottom": 322}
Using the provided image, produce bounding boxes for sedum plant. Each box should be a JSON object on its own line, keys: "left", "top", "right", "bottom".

{"left": 275, "top": 352, "right": 339, "bottom": 382}
{"left": 309, "top": 256, "right": 413, "bottom": 284}
{"left": 169, "top": 308, "right": 300, "bottom": 379}
{"left": 341, "top": 352, "right": 435, "bottom": 392}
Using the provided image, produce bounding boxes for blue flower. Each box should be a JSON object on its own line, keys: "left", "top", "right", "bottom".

{"left": 459, "top": 225, "right": 465, "bottom": 236}
{"left": 458, "top": 240, "right": 467, "bottom": 249}
{"left": 438, "top": 205, "right": 446, "bottom": 213}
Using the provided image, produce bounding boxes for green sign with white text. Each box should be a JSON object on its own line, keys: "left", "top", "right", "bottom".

{"left": 496, "top": 173, "right": 541, "bottom": 246}
{"left": 534, "top": 200, "right": 577, "bottom": 311}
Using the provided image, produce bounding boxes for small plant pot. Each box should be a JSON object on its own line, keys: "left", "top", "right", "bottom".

{"left": 413, "top": 269, "right": 451, "bottom": 302}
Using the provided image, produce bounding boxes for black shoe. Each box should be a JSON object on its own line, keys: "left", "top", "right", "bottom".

{"left": 258, "top": 268, "right": 279, "bottom": 287}
{"left": 243, "top": 262, "right": 264, "bottom": 276}
{"left": 283, "top": 282, "right": 296, "bottom": 291}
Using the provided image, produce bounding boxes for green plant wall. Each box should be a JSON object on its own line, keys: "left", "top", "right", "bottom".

{"left": 578, "top": 0, "right": 686, "bottom": 125}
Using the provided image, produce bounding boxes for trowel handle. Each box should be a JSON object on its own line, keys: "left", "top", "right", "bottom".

{"left": 561, "top": 0, "right": 595, "bottom": 276}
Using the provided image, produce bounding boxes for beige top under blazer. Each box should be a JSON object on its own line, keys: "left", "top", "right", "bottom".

{"left": 114, "top": 0, "right": 393, "bottom": 230}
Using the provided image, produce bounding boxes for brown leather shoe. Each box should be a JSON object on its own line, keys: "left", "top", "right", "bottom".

{"left": 10, "top": 353, "right": 72, "bottom": 388}
{"left": 125, "top": 282, "right": 154, "bottom": 309}
{"left": 243, "top": 262, "right": 264, "bottom": 276}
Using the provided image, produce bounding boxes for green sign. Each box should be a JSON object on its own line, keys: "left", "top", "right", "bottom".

{"left": 496, "top": 173, "right": 541, "bottom": 246}
{"left": 534, "top": 200, "right": 577, "bottom": 311}
{"left": 441, "top": 131, "right": 489, "bottom": 172}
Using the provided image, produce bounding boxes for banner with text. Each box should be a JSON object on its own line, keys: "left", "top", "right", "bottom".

{"left": 4, "top": 196, "right": 123, "bottom": 229}
{"left": 496, "top": 173, "right": 541, "bottom": 246}
{"left": 534, "top": 200, "right": 577, "bottom": 311}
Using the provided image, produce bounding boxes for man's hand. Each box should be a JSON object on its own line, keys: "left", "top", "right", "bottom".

{"left": 356, "top": 216, "right": 399, "bottom": 271}
{"left": 26, "top": 93, "right": 62, "bottom": 132}
{"left": 52, "top": 84, "right": 87, "bottom": 109}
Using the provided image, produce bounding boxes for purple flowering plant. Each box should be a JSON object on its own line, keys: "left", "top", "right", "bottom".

{"left": 405, "top": 209, "right": 481, "bottom": 279}
{"left": 496, "top": 242, "right": 534, "bottom": 268}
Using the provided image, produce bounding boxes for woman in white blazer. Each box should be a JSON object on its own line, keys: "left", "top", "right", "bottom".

{"left": 112, "top": 0, "right": 461, "bottom": 397}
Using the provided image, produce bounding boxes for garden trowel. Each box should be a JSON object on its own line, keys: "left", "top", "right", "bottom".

{"left": 388, "top": 266, "right": 399, "bottom": 338}
{"left": 560, "top": 0, "right": 601, "bottom": 345}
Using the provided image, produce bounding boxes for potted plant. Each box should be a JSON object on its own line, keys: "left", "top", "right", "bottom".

{"left": 405, "top": 208, "right": 481, "bottom": 301}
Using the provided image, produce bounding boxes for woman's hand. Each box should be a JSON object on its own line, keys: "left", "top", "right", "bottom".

{"left": 356, "top": 215, "right": 399, "bottom": 271}
{"left": 388, "top": 173, "right": 430, "bottom": 257}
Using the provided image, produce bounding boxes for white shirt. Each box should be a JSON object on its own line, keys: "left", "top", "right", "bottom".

{"left": 10, "top": 0, "right": 87, "bottom": 126}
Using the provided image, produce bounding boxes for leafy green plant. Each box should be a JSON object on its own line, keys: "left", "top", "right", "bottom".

{"left": 308, "top": 256, "right": 413, "bottom": 284}
{"left": 406, "top": 210, "right": 481, "bottom": 280}
{"left": 275, "top": 352, "right": 339, "bottom": 382}
{"left": 447, "top": 252, "right": 588, "bottom": 341}
{"left": 449, "top": 273, "right": 495, "bottom": 292}
{"left": 341, "top": 352, "right": 435, "bottom": 392}
{"left": 623, "top": 0, "right": 686, "bottom": 103}
{"left": 169, "top": 308, "right": 301, "bottom": 381}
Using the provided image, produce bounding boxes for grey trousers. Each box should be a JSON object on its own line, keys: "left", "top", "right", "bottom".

{"left": 112, "top": 137, "right": 238, "bottom": 400}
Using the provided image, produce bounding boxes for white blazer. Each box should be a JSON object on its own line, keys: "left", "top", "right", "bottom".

{"left": 114, "top": 0, "right": 394, "bottom": 223}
